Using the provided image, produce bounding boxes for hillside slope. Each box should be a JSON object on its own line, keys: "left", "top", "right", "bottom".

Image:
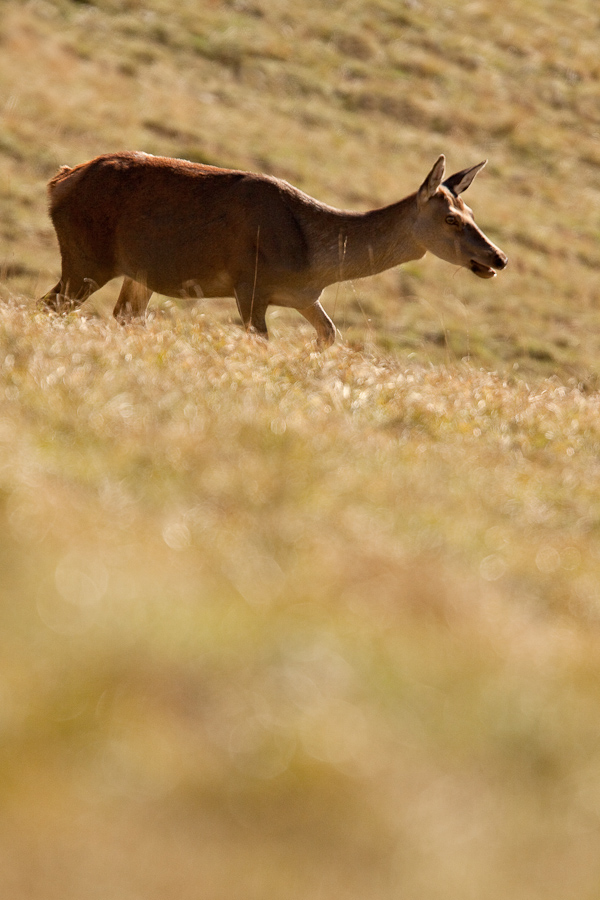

{"left": 2, "top": 3, "right": 600, "bottom": 900}
{"left": 2, "top": 301, "right": 600, "bottom": 900}
{"left": 1, "top": 0, "right": 600, "bottom": 376}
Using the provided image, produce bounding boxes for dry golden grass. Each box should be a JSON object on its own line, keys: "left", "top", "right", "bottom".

{"left": 3, "top": 1, "right": 600, "bottom": 897}
{"left": 1, "top": 0, "right": 600, "bottom": 375}
{"left": 2, "top": 299, "right": 600, "bottom": 898}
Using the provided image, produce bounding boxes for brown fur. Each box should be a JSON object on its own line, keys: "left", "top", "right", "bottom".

{"left": 41, "top": 152, "right": 507, "bottom": 347}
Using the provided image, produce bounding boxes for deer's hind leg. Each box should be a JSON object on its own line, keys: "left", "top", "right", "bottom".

{"left": 40, "top": 254, "right": 111, "bottom": 314}
{"left": 113, "top": 277, "right": 153, "bottom": 324}
{"left": 40, "top": 272, "right": 107, "bottom": 313}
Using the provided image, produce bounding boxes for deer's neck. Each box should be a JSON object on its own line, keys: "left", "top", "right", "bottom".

{"left": 308, "top": 192, "right": 425, "bottom": 286}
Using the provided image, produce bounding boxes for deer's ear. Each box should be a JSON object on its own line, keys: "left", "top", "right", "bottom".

{"left": 417, "top": 155, "right": 446, "bottom": 205}
{"left": 444, "top": 160, "right": 487, "bottom": 196}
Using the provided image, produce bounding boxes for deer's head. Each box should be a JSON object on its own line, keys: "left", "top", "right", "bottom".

{"left": 414, "top": 155, "right": 507, "bottom": 279}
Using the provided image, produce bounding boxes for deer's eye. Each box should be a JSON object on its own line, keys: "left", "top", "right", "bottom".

{"left": 446, "top": 215, "right": 458, "bottom": 226}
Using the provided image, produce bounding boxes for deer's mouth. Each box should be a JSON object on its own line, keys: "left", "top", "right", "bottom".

{"left": 469, "top": 260, "right": 497, "bottom": 279}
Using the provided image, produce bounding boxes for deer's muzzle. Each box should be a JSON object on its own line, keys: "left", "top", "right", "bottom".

{"left": 469, "top": 251, "right": 508, "bottom": 279}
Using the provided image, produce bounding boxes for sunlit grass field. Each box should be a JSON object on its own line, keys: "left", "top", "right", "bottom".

{"left": 2, "top": 1, "right": 600, "bottom": 898}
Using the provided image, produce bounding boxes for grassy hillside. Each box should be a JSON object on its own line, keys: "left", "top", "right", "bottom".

{"left": 2, "top": 1, "right": 600, "bottom": 899}
{"left": 2, "top": 0, "right": 600, "bottom": 376}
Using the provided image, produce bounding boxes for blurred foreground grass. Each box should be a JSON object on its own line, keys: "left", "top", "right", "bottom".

{"left": 2, "top": 299, "right": 600, "bottom": 898}
{"left": 3, "top": 0, "right": 600, "bottom": 895}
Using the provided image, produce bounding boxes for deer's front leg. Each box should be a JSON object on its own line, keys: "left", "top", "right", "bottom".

{"left": 235, "top": 284, "right": 269, "bottom": 339}
{"left": 299, "top": 301, "right": 336, "bottom": 349}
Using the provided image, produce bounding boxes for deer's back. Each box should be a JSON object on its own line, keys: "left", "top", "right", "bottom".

{"left": 48, "top": 152, "right": 316, "bottom": 293}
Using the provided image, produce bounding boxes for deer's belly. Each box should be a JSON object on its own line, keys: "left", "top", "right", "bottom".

{"left": 146, "top": 271, "right": 235, "bottom": 299}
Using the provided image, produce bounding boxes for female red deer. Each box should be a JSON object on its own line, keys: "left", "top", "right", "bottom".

{"left": 41, "top": 151, "right": 507, "bottom": 347}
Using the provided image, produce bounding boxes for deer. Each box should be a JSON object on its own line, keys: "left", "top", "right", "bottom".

{"left": 40, "top": 151, "right": 507, "bottom": 348}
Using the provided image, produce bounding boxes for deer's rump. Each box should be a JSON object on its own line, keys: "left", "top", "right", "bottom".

{"left": 48, "top": 152, "right": 311, "bottom": 296}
